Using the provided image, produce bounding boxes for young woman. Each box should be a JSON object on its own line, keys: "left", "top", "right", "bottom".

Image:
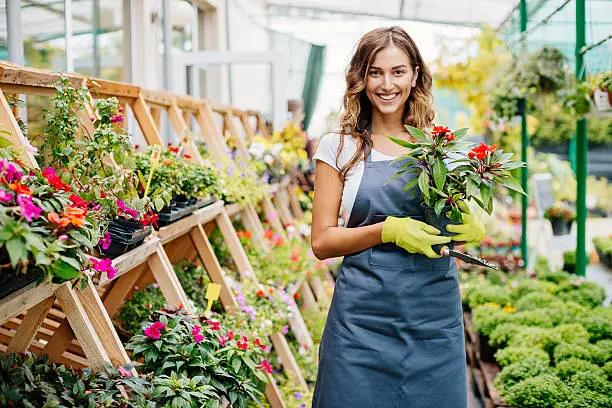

{"left": 310, "top": 27, "right": 485, "bottom": 407}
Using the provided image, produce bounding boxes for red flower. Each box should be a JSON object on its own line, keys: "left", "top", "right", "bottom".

{"left": 445, "top": 133, "right": 455, "bottom": 141}
{"left": 99, "top": 190, "right": 107, "bottom": 198}
{"left": 431, "top": 125, "right": 451, "bottom": 135}
{"left": 42, "top": 168, "right": 71, "bottom": 191}
{"left": 217, "top": 335, "right": 228, "bottom": 347}
{"left": 264, "top": 229, "right": 274, "bottom": 239}
{"left": 255, "top": 338, "right": 266, "bottom": 351}
{"left": 237, "top": 230, "right": 252, "bottom": 239}
{"left": 291, "top": 252, "right": 299, "bottom": 261}
{"left": 169, "top": 146, "right": 180, "bottom": 153}
{"left": 256, "top": 359, "right": 272, "bottom": 374}
{"left": 69, "top": 194, "right": 88, "bottom": 208}
{"left": 256, "top": 290, "right": 265, "bottom": 297}
{"left": 206, "top": 320, "right": 221, "bottom": 331}
{"left": 274, "top": 237, "right": 284, "bottom": 247}
{"left": 468, "top": 142, "right": 497, "bottom": 160}
{"left": 48, "top": 212, "right": 71, "bottom": 228}
{"left": 237, "top": 340, "right": 249, "bottom": 351}
{"left": 183, "top": 154, "right": 192, "bottom": 159}
{"left": 140, "top": 211, "right": 159, "bottom": 227}
{"left": 294, "top": 292, "right": 300, "bottom": 300}
{"left": 228, "top": 331, "right": 234, "bottom": 340}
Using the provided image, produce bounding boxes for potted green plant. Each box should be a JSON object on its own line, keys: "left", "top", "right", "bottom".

{"left": 592, "top": 235, "right": 612, "bottom": 268}
{"left": 0, "top": 155, "right": 115, "bottom": 299}
{"left": 544, "top": 205, "right": 576, "bottom": 236}
{"left": 592, "top": 71, "right": 612, "bottom": 111}
{"left": 389, "top": 125, "right": 525, "bottom": 252}
{"left": 562, "top": 250, "right": 576, "bottom": 274}
{"left": 561, "top": 81, "right": 593, "bottom": 118}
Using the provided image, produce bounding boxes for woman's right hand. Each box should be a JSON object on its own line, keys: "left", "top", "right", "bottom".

{"left": 381, "top": 216, "right": 451, "bottom": 258}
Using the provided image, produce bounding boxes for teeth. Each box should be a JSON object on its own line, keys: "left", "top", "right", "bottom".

{"left": 379, "top": 93, "right": 398, "bottom": 100}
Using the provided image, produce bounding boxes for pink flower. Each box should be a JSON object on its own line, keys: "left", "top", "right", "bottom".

{"left": 144, "top": 321, "right": 166, "bottom": 339}
{"left": 0, "top": 189, "right": 13, "bottom": 203}
{"left": 151, "top": 321, "right": 166, "bottom": 331}
{"left": 227, "top": 331, "right": 234, "bottom": 340}
{"left": 206, "top": 320, "right": 221, "bottom": 331}
{"left": 90, "top": 257, "right": 118, "bottom": 280}
{"left": 59, "top": 234, "right": 68, "bottom": 241}
{"left": 282, "top": 325, "right": 289, "bottom": 335}
{"left": 255, "top": 338, "right": 266, "bottom": 351}
{"left": 217, "top": 335, "right": 228, "bottom": 347}
{"left": 98, "top": 232, "right": 112, "bottom": 250}
{"left": 17, "top": 194, "right": 42, "bottom": 222}
{"left": 118, "top": 366, "right": 132, "bottom": 377}
{"left": 192, "top": 325, "right": 205, "bottom": 343}
{"left": 116, "top": 199, "right": 138, "bottom": 219}
{"left": 0, "top": 159, "right": 23, "bottom": 184}
{"left": 256, "top": 359, "right": 272, "bottom": 374}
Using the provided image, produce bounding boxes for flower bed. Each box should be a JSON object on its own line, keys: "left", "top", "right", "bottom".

{"left": 461, "top": 261, "right": 611, "bottom": 408}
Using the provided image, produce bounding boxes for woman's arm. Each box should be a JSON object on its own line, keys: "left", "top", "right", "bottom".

{"left": 311, "top": 160, "right": 383, "bottom": 260}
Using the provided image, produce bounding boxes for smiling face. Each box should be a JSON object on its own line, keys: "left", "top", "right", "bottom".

{"left": 365, "top": 45, "right": 419, "bottom": 118}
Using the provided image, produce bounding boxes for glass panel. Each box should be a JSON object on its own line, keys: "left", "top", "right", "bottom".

{"left": 22, "top": 0, "right": 66, "bottom": 71}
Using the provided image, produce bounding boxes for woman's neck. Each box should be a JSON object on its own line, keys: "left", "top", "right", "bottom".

{"left": 370, "top": 109, "right": 405, "bottom": 137}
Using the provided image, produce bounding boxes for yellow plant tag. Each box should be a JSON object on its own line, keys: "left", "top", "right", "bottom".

{"left": 143, "top": 144, "right": 162, "bottom": 198}
{"left": 204, "top": 283, "right": 221, "bottom": 316}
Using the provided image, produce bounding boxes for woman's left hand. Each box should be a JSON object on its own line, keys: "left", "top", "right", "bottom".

{"left": 446, "top": 201, "right": 485, "bottom": 244}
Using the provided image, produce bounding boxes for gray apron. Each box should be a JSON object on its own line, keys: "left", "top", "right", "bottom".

{"left": 312, "top": 151, "right": 467, "bottom": 408}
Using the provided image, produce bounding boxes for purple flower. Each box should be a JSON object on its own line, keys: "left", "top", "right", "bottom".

{"left": 294, "top": 392, "right": 303, "bottom": 400}
{"left": 98, "top": 232, "right": 112, "bottom": 250}
{"left": 59, "top": 234, "right": 68, "bottom": 241}
{"left": 236, "top": 293, "right": 246, "bottom": 306}
{"left": 262, "top": 171, "right": 270, "bottom": 183}
{"left": 300, "top": 404, "right": 306, "bottom": 408}
{"left": 282, "top": 325, "right": 289, "bottom": 335}
{"left": 0, "top": 189, "right": 13, "bottom": 203}
{"left": 17, "top": 194, "right": 42, "bottom": 222}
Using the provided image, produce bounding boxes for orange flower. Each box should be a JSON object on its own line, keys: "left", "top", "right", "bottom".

{"left": 48, "top": 212, "right": 71, "bottom": 227}
{"left": 264, "top": 229, "right": 274, "bottom": 239}
{"left": 8, "top": 182, "right": 32, "bottom": 196}
{"left": 256, "top": 290, "right": 265, "bottom": 297}
{"left": 163, "top": 159, "right": 173, "bottom": 166}
{"left": 61, "top": 205, "right": 87, "bottom": 227}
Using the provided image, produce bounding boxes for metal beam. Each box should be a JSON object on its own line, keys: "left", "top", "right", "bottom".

{"left": 519, "top": 0, "right": 529, "bottom": 264}
{"left": 575, "top": 0, "right": 587, "bottom": 277}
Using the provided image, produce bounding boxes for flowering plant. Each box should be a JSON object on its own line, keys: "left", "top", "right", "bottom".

{"left": 126, "top": 312, "right": 269, "bottom": 407}
{"left": 389, "top": 125, "right": 525, "bottom": 221}
{"left": 0, "top": 156, "right": 114, "bottom": 287}
{"left": 544, "top": 205, "right": 576, "bottom": 222}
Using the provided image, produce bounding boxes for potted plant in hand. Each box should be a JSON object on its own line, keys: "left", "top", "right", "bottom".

{"left": 389, "top": 125, "right": 525, "bottom": 251}
{"left": 544, "top": 204, "right": 575, "bottom": 236}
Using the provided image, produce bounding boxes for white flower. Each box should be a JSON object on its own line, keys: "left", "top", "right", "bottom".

{"left": 263, "top": 154, "right": 275, "bottom": 165}
{"left": 271, "top": 143, "right": 284, "bottom": 156}
{"left": 249, "top": 142, "right": 266, "bottom": 158}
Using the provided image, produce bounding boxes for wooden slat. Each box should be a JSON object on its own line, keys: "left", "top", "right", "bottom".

{"left": 6, "top": 297, "right": 54, "bottom": 353}
{"left": 265, "top": 375, "right": 287, "bottom": 408}
{"left": 262, "top": 197, "right": 287, "bottom": 239}
{"left": 224, "top": 203, "right": 242, "bottom": 217}
{"left": 194, "top": 201, "right": 224, "bottom": 224}
{"left": 0, "top": 282, "right": 58, "bottom": 324}
{"left": 141, "top": 89, "right": 173, "bottom": 107}
{"left": 150, "top": 107, "right": 161, "bottom": 128}
{"left": 0, "top": 62, "right": 86, "bottom": 93}
{"left": 87, "top": 78, "right": 140, "bottom": 100}
{"left": 189, "top": 224, "right": 238, "bottom": 310}
{"left": 54, "top": 283, "right": 110, "bottom": 371}
{"left": 147, "top": 246, "right": 192, "bottom": 311}
{"left": 100, "top": 237, "right": 160, "bottom": 286}
{"left": 286, "top": 185, "right": 304, "bottom": 219}
{"left": 270, "top": 333, "right": 308, "bottom": 390}
{"left": 309, "top": 276, "right": 328, "bottom": 304}
{"left": 298, "top": 282, "right": 319, "bottom": 313}
{"left": 215, "top": 209, "right": 253, "bottom": 275}
{"left": 132, "top": 93, "right": 164, "bottom": 145}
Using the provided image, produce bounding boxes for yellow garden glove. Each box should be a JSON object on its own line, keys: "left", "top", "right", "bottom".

{"left": 446, "top": 201, "right": 485, "bottom": 244}
{"left": 381, "top": 216, "right": 451, "bottom": 258}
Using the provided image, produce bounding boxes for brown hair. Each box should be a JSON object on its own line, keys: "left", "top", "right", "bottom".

{"left": 335, "top": 26, "right": 435, "bottom": 176}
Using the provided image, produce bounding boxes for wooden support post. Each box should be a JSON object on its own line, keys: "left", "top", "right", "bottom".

{"left": 215, "top": 210, "right": 253, "bottom": 275}
{"left": 298, "top": 282, "right": 319, "bottom": 313}
{"left": 190, "top": 224, "right": 238, "bottom": 310}
{"left": 262, "top": 197, "right": 286, "bottom": 238}
{"left": 309, "top": 276, "right": 328, "bottom": 304}
{"left": 265, "top": 376, "right": 287, "bottom": 408}
{"left": 288, "top": 304, "right": 314, "bottom": 349}
{"left": 55, "top": 283, "right": 110, "bottom": 371}
{"left": 132, "top": 93, "right": 164, "bottom": 145}
{"left": 285, "top": 185, "right": 304, "bottom": 219}
{"left": 42, "top": 318, "right": 74, "bottom": 363}
{"left": 270, "top": 333, "right": 308, "bottom": 390}
{"left": 102, "top": 263, "right": 147, "bottom": 318}
{"left": 76, "top": 279, "right": 131, "bottom": 366}
{"left": 148, "top": 247, "right": 192, "bottom": 311}
{"left": 150, "top": 107, "right": 161, "bottom": 129}
{"left": 6, "top": 297, "right": 54, "bottom": 353}
{"left": 167, "top": 99, "right": 204, "bottom": 164}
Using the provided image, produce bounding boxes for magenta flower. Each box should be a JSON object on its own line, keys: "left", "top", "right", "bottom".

{"left": 0, "top": 159, "right": 23, "bottom": 183}
{"left": 17, "top": 194, "right": 42, "bottom": 222}
{"left": 0, "top": 189, "right": 13, "bottom": 203}
{"left": 144, "top": 321, "right": 166, "bottom": 340}
{"left": 89, "top": 257, "right": 118, "bottom": 280}
{"left": 192, "top": 325, "right": 205, "bottom": 343}
{"left": 118, "top": 366, "right": 132, "bottom": 377}
{"left": 117, "top": 199, "right": 138, "bottom": 219}
{"left": 98, "top": 232, "right": 112, "bottom": 250}
{"left": 206, "top": 320, "right": 221, "bottom": 331}
{"left": 282, "top": 325, "right": 289, "bottom": 335}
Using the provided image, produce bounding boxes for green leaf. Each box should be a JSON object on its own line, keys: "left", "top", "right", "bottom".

{"left": 479, "top": 184, "right": 491, "bottom": 210}
{"left": 404, "top": 125, "right": 430, "bottom": 144}
{"left": 434, "top": 198, "right": 446, "bottom": 217}
{"left": 154, "top": 197, "right": 165, "bottom": 212}
{"left": 50, "top": 261, "right": 80, "bottom": 281}
{"left": 232, "top": 357, "right": 241, "bottom": 373}
{"left": 6, "top": 238, "right": 27, "bottom": 266}
{"left": 452, "top": 128, "right": 469, "bottom": 140}
{"left": 69, "top": 230, "right": 91, "bottom": 247}
{"left": 385, "top": 170, "right": 405, "bottom": 185}
{"left": 432, "top": 158, "right": 447, "bottom": 190}
{"left": 23, "top": 233, "right": 46, "bottom": 251}
{"left": 388, "top": 136, "right": 417, "bottom": 149}
{"left": 466, "top": 177, "right": 478, "bottom": 198}
{"left": 417, "top": 171, "right": 430, "bottom": 201}
{"left": 59, "top": 255, "right": 82, "bottom": 271}
{"left": 499, "top": 174, "right": 526, "bottom": 195}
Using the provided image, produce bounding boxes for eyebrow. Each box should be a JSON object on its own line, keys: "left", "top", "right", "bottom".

{"left": 369, "top": 65, "right": 408, "bottom": 70}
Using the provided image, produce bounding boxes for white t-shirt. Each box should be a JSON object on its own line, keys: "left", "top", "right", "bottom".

{"left": 313, "top": 133, "right": 396, "bottom": 222}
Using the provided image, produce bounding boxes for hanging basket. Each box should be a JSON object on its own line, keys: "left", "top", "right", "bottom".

{"left": 550, "top": 219, "right": 573, "bottom": 236}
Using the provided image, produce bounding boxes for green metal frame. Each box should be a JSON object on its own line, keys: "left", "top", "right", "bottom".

{"left": 519, "top": 0, "right": 529, "bottom": 264}
{"left": 575, "top": 0, "right": 587, "bottom": 277}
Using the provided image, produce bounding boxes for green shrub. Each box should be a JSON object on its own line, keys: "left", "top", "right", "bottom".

{"left": 510, "top": 279, "right": 558, "bottom": 301}
{"left": 555, "top": 358, "right": 603, "bottom": 380}
{"left": 563, "top": 250, "right": 576, "bottom": 265}
{"left": 508, "top": 327, "right": 562, "bottom": 354}
{"left": 556, "top": 301, "right": 588, "bottom": 324}
{"left": 553, "top": 324, "right": 590, "bottom": 345}
{"left": 503, "top": 374, "right": 570, "bottom": 408}
{"left": 536, "top": 269, "right": 571, "bottom": 285}
{"left": 604, "top": 361, "right": 612, "bottom": 379}
{"left": 515, "top": 292, "right": 557, "bottom": 311}
{"left": 494, "top": 358, "right": 551, "bottom": 394}
{"left": 557, "top": 281, "right": 606, "bottom": 308}
{"left": 485, "top": 269, "right": 509, "bottom": 286}
{"left": 596, "top": 339, "right": 612, "bottom": 362}
{"left": 495, "top": 346, "right": 550, "bottom": 367}
{"left": 554, "top": 342, "right": 607, "bottom": 365}
{"left": 467, "top": 285, "right": 512, "bottom": 309}
{"left": 558, "top": 390, "right": 612, "bottom": 408}
{"left": 581, "top": 308, "right": 612, "bottom": 342}
{"left": 489, "top": 323, "right": 524, "bottom": 348}
{"left": 565, "top": 369, "right": 610, "bottom": 395}
{"left": 472, "top": 304, "right": 513, "bottom": 336}
{"left": 534, "top": 256, "right": 553, "bottom": 276}
{"left": 510, "top": 310, "right": 554, "bottom": 328}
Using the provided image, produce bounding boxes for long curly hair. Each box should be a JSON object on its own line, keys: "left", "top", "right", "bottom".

{"left": 335, "top": 26, "right": 435, "bottom": 176}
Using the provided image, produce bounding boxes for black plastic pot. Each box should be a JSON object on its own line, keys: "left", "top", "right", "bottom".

{"left": 0, "top": 268, "right": 43, "bottom": 300}
{"left": 102, "top": 218, "right": 152, "bottom": 259}
{"left": 422, "top": 203, "right": 456, "bottom": 255}
{"left": 550, "top": 219, "right": 572, "bottom": 236}
{"left": 562, "top": 263, "right": 576, "bottom": 274}
{"left": 478, "top": 333, "right": 497, "bottom": 363}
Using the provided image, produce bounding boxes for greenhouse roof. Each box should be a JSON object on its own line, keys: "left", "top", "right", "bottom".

{"left": 265, "top": 0, "right": 521, "bottom": 27}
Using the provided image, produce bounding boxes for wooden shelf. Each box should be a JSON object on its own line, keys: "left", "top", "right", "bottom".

{"left": 95, "top": 238, "right": 161, "bottom": 287}
{"left": 224, "top": 203, "right": 243, "bottom": 217}
{"left": 157, "top": 201, "right": 224, "bottom": 244}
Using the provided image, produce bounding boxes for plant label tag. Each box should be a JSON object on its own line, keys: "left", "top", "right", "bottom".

{"left": 204, "top": 283, "right": 222, "bottom": 316}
